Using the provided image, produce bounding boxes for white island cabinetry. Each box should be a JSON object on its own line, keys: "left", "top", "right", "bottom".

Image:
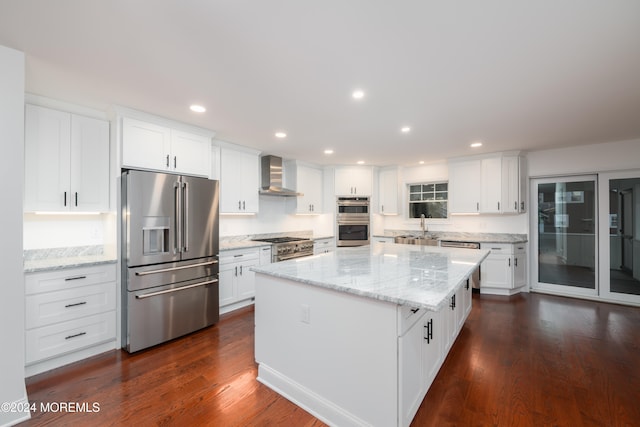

{"left": 253, "top": 244, "right": 489, "bottom": 427}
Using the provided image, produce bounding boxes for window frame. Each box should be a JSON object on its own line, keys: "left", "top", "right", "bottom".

{"left": 406, "top": 181, "right": 450, "bottom": 221}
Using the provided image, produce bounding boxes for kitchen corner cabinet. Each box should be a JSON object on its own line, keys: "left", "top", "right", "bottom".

{"left": 480, "top": 242, "right": 527, "bottom": 295}
{"left": 219, "top": 146, "right": 259, "bottom": 214}
{"left": 379, "top": 167, "right": 399, "bottom": 215}
{"left": 448, "top": 154, "right": 525, "bottom": 215}
{"left": 121, "top": 117, "right": 211, "bottom": 177}
{"left": 25, "top": 104, "right": 110, "bottom": 212}
{"left": 335, "top": 166, "right": 373, "bottom": 196}
{"left": 285, "top": 161, "right": 323, "bottom": 214}
{"left": 24, "top": 264, "right": 117, "bottom": 376}
{"left": 219, "top": 247, "right": 262, "bottom": 313}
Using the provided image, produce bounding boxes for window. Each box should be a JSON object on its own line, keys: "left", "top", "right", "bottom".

{"left": 408, "top": 183, "right": 448, "bottom": 219}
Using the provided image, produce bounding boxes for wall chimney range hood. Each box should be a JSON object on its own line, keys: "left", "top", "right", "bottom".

{"left": 259, "top": 155, "right": 303, "bottom": 197}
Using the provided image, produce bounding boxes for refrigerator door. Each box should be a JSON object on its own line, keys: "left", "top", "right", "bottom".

{"left": 123, "top": 170, "right": 181, "bottom": 267}
{"left": 181, "top": 176, "right": 219, "bottom": 260}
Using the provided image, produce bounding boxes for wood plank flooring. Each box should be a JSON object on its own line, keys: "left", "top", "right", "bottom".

{"left": 21, "top": 292, "right": 640, "bottom": 426}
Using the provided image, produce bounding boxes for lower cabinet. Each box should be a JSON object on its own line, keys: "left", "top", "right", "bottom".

{"left": 24, "top": 263, "right": 117, "bottom": 376}
{"left": 314, "top": 237, "right": 335, "bottom": 254}
{"left": 219, "top": 247, "right": 262, "bottom": 314}
{"left": 480, "top": 242, "right": 527, "bottom": 295}
{"left": 398, "top": 283, "right": 469, "bottom": 426}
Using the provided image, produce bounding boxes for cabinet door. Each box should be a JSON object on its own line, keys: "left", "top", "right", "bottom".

{"left": 502, "top": 156, "right": 521, "bottom": 214}
{"left": 443, "top": 295, "right": 457, "bottom": 353}
{"left": 170, "top": 130, "right": 211, "bottom": 177}
{"left": 335, "top": 167, "right": 372, "bottom": 196}
{"left": 297, "top": 165, "right": 323, "bottom": 213}
{"left": 122, "top": 117, "right": 171, "bottom": 171}
{"left": 448, "top": 160, "right": 481, "bottom": 214}
{"left": 379, "top": 168, "right": 399, "bottom": 214}
{"left": 481, "top": 252, "right": 512, "bottom": 289}
{"left": 240, "top": 151, "right": 260, "bottom": 213}
{"left": 218, "top": 263, "right": 237, "bottom": 307}
{"left": 70, "top": 115, "right": 110, "bottom": 211}
{"left": 24, "top": 105, "right": 71, "bottom": 211}
{"left": 220, "top": 148, "right": 259, "bottom": 213}
{"left": 399, "top": 314, "right": 424, "bottom": 427}
{"left": 513, "top": 245, "right": 527, "bottom": 288}
{"left": 422, "top": 309, "right": 443, "bottom": 390}
{"left": 237, "top": 259, "right": 257, "bottom": 300}
{"left": 481, "top": 157, "right": 502, "bottom": 213}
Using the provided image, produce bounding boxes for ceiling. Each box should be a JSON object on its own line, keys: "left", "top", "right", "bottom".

{"left": 1, "top": 0, "right": 639, "bottom": 166}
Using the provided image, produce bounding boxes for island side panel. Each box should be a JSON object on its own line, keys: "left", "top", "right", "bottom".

{"left": 255, "top": 273, "right": 399, "bottom": 427}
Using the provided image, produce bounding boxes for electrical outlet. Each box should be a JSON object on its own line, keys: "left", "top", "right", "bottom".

{"left": 300, "top": 304, "right": 310, "bottom": 324}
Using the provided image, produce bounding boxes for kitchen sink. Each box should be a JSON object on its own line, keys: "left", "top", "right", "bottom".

{"left": 393, "top": 235, "right": 439, "bottom": 246}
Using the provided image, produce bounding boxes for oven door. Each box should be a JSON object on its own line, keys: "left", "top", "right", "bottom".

{"left": 337, "top": 222, "right": 370, "bottom": 247}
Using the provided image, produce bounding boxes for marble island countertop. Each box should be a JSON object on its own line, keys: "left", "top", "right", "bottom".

{"left": 252, "top": 242, "right": 489, "bottom": 311}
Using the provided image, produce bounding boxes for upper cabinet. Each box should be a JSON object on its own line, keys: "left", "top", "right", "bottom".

{"left": 25, "top": 104, "right": 110, "bottom": 212}
{"left": 335, "top": 167, "right": 373, "bottom": 196}
{"left": 219, "top": 145, "right": 260, "bottom": 214}
{"left": 448, "top": 153, "right": 526, "bottom": 215}
{"left": 285, "top": 161, "right": 323, "bottom": 214}
{"left": 121, "top": 117, "right": 211, "bottom": 177}
{"left": 378, "top": 167, "right": 399, "bottom": 215}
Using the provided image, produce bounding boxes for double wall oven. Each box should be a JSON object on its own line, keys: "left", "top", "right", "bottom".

{"left": 336, "top": 197, "right": 370, "bottom": 247}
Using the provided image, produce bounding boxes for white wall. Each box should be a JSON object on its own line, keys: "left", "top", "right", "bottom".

{"left": 528, "top": 138, "right": 640, "bottom": 177}
{"left": 220, "top": 194, "right": 334, "bottom": 237}
{"left": 0, "top": 45, "right": 30, "bottom": 426}
{"left": 23, "top": 213, "right": 114, "bottom": 250}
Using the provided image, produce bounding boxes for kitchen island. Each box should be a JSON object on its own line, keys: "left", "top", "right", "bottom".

{"left": 252, "top": 242, "right": 489, "bottom": 427}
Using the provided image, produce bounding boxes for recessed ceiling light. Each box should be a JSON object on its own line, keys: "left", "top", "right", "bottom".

{"left": 470, "top": 141, "right": 483, "bottom": 148}
{"left": 357, "top": 160, "right": 365, "bottom": 165}
{"left": 324, "top": 149, "right": 334, "bottom": 155}
{"left": 275, "top": 132, "right": 287, "bottom": 138}
{"left": 352, "top": 89, "right": 365, "bottom": 100}
{"left": 401, "top": 126, "right": 411, "bottom": 133}
{"left": 189, "top": 105, "right": 206, "bottom": 113}
{"left": 419, "top": 161, "right": 425, "bottom": 164}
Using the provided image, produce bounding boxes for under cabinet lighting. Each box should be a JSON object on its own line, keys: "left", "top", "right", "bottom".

{"left": 34, "top": 211, "right": 101, "bottom": 215}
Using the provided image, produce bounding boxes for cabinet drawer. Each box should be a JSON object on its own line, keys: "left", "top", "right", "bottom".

{"left": 481, "top": 243, "right": 512, "bottom": 254}
{"left": 25, "top": 264, "right": 116, "bottom": 295}
{"left": 26, "top": 311, "right": 116, "bottom": 364}
{"left": 220, "top": 248, "right": 259, "bottom": 265}
{"left": 397, "top": 305, "right": 425, "bottom": 336}
{"left": 26, "top": 282, "right": 116, "bottom": 329}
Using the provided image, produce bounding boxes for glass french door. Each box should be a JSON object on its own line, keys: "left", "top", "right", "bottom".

{"left": 531, "top": 176, "right": 598, "bottom": 297}
{"left": 599, "top": 171, "right": 640, "bottom": 304}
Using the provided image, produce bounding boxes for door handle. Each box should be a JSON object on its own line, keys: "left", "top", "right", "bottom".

{"left": 135, "top": 279, "right": 218, "bottom": 299}
{"left": 183, "top": 181, "right": 189, "bottom": 253}
{"left": 174, "top": 181, "right": 181, "bottom": 254}
{"left": 134, "top": 260, "right": 217, "bottom": 276}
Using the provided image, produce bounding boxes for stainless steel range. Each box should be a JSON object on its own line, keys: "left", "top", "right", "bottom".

{"left": 252, "top": 237, "right": 314, "bottom": 262}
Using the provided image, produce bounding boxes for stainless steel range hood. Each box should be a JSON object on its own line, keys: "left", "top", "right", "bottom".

{"left": 259, "top": 155, "right": 303, "bottom": 197}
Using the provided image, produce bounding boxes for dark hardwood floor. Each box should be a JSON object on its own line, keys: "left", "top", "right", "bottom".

{"left": 21, "top": 293, "right": 640, "bottom": 426}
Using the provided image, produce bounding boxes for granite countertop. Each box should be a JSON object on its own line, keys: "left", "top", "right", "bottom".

{"left": 220, "top": 240, "right": 273, "bottom": 251}
{"left": 24, "top": 246, "right": 116, "bottom": 273}
{"left": 252, "top": 242, "right": 489, "bottom": 311}
{"left": 376, "top": 230, "right": 528, "bottom": 244}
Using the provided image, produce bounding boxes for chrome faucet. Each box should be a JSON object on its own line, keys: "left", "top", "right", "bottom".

{"left": 420, "top": 213, "right": 427, "bottom": 237}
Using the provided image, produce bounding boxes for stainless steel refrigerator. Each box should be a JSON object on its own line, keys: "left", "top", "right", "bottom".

{"left": 121, "top": 169, "right": 219, "bottom": 353}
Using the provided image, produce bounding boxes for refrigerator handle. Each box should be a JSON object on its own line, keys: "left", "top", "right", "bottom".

{"left": 174, "top": 181, "right": 182, "bottom": 254}
{"left": 183, "top": 181, "right": 189, "bottom": 253}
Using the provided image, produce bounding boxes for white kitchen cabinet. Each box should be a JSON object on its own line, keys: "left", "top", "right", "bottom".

{"left": 379, "top": 167, "right": 399, "bottom": 214}
{"left": 24, "top": 263, "right": 117, "bottom": 376}
{"left": 285, "top": 161, "right": 323, "bottom": 214}
{"left": 480, "top": 242, "right": 527, "bottom": 295}
{"left": 219, "top": 146, "right": 260, "bottom": 214}
{"left": 502, "top": 155, "right": 526, "bottom": 213}
{"left": 122, "top": 117, "right": 211, "bottom": 177}
{"left": 449, "top": 154, "right": 526, "bottom": 215}
{"left": 25, "top": 104, "right": 110, "bottom": 212}
{"left": 421, "top": 308, "right": 443, "bottom": 390}
{"left": 335, "top": 166, "right": 373, "bottom": 196}
{"left": 219, "top": 248, "right": 260, "bottom": 313}
{"left": 398, "top": 310, "right": 426, "bottom": 427}
{"left": 314, "top": 237, "right": 335, "bottom": 254}
{"left": 448, "top": 159, "right": 482, "bottom": 214}
{"left": 259, "top": 246, "right": 272, "bottom": 265}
